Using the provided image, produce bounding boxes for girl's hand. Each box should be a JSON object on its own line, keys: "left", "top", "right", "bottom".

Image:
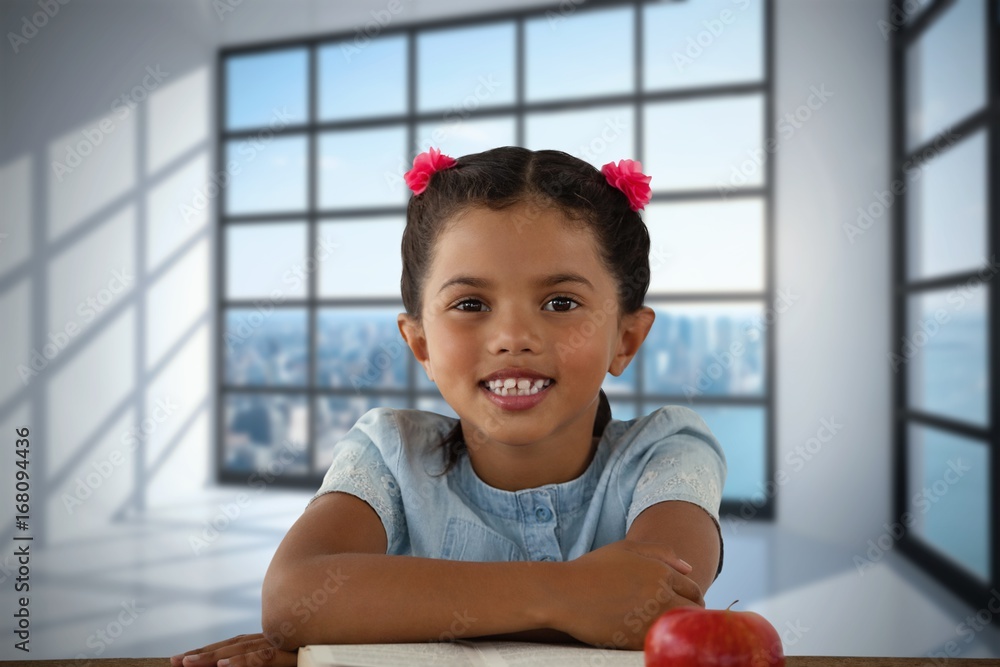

{"left": 553, "top": 539, "right": 704, "bottom": 651}
{"left": 170, "top": 632, "right": 297, "bottom": 667}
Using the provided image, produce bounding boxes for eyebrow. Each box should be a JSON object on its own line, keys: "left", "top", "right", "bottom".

{"left": 436, "top": 272, "right": 596, "bottom": 296}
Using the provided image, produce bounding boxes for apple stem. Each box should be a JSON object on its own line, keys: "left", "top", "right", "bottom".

{"left": 726, "top": 600, "right": 739, "bottom": 611}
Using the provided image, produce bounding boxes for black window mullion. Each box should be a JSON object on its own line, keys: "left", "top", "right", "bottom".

{"left": 407, "top": 28, "right": 417, "bottom": 409}
{"left": 762, "top": 0, "right": 776, "bottom": 518}
{"left": 892, "top": 0, "right": 910, "bottom": 552}
{"left": 215, "top": 48, "right": 228, "bottom": 485}
{"left": 307, "top": 43, "right": 319, "bottom": 475}
{"left": 515, "top": 17, "right": 524, "bottom": 146}
{"left": 987, "top": 0, "right": 999, "bottom": 591}
{"left": 632, "top": 1, "right": 645, "bottom": 421}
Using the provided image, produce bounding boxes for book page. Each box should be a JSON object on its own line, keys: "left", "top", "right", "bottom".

{"left": 299, "top": 640, "right": 644, "bottom": 667}
{"left": 300, "top": 641, "right": 485, "bottom": 667}
{"left": 470, "top": 640, "right": 644, "bottom": 667}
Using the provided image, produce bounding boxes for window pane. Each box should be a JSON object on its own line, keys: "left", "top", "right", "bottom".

{"left": 315, "top": 394, "right": 408, "bottom": 471}
{"left": 320, "top": 35, "right": 407, "bottom": 121}
{"left": 643, "top": 302, "right": 766, "bottom": 398}
{"left": 418, "top": 23, "right": 516, "bottom": 112}
{"left": 318, "top": 218, "right": 405, "bottom": 297}
{"left": 905, "top": 0, "right": 985, "bottom": 150}
{"left": 225, "top": 308, "right": 308, "bottom": 386}
{"left": 417, "top": 395, "right": 459, "bottom": 419}
{"left": 907, "top": 424, "right": 990, "bottom": 580}
{"left": 644, "top": 95, "right": 764, "bottom": 192}
{"left": 318, "top": 307, "right": 408, "bottom": 390}
{"left": 319, "top": 127, "right": 408, "bottom": 209}
{"left": 907, "top": 131, "right": 987, "bottom": 280}
{"left": 603, "top": 357, "right": 637, "bottom": 396}
{"left": 610, "top": 400, "right": 638, "bottom": 422}
{"left": 224, "top": 393, "right": 309, "bottom": 474}
{"left": 645, "top": 199, "right": 765, "bottom": 293}
{"left": 525, "top": 6, "right": 633, "bottom": 102}
{"left": 226, "top": 49, "right": 308, "bottom": 130}
{"left": 226, "top": 222, "right": 307, "bottom": 299}
{"left": 643, "top": 403, "right": 763, "bottom": 502}
{"left": 643, "top": 0, "right": 763, "bottom": 91}
{"left": 416, "top": 117, "right": 516, "bottom": 158}
{"left": 226, "top": 136, "right": 307, "bottom": 214}
{"left": 905, "top": 288, "right": 988, "bottom": 426}
{"left": 417, "top": 367, "right": 436, "bottom": 392}
{"left": 524, "top": 106, "right": 635, "bottom": 169}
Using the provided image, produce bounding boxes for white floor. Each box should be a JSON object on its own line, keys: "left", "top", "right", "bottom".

{"left": 3, "top": 487, "right": 999, "bottom": 661}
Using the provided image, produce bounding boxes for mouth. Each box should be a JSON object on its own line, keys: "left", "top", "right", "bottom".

{"left": 480, "top": 377, "right": 555, "bottom": 397}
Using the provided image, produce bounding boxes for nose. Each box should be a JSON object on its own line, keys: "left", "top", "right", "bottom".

{"left": 490, "top": 304, "right": 541, "bottom": 354}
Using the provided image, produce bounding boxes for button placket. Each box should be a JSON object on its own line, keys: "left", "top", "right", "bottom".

{"left": 524, "top": 490, "right": 560, "bottom": 562}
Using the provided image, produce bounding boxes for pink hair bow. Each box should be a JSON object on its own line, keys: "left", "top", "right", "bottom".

{"left": 601, "top": 159, "right": 652, "bottom": 211}
{"left": 404, "top": 147, "right": 457, "bottom": 195}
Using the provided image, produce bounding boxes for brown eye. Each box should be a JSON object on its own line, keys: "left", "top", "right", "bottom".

{"left": 454, "top": 299, "right": 489, "bottom": 312}
{"left": 544, "top": 297, "right": 579, "bottom": 312}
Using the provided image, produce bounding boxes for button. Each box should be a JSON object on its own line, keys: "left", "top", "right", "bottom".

{"left": 539, "top": 555, "right": 555, "bottom": 561}
{"left": 535, "top": 506, "right": 552, "bottom": 522}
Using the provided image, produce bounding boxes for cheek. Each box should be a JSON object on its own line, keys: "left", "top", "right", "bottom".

{"left": 429, "top": 327, "right": 477, "bottom": 363}
{"left": 556, "top": 328, "right": 616, "bottom": 371}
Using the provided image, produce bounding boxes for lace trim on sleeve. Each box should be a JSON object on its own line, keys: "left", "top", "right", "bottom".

{"left": 312, "top": 442, "right": 404, "bottom": 550}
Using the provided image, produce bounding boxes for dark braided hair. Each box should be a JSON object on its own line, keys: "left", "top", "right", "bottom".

{"left": 401, "top": 146, "right": 652, "bottom": 476}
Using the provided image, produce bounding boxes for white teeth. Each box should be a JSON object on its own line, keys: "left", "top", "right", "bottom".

{"left": 484, "top": 377, "right": 553, "bottom": 397}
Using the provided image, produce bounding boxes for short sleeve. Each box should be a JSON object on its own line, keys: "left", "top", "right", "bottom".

{"left": 625, "top": 410, "right": 728, "bottom": 576}
{"left": 307, "top": 433, "right": 406, "bottom": 554}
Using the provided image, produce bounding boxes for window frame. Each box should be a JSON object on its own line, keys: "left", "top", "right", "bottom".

{"left": 890, "top": 0, "right": 998, "bottom": 611}
{"left": 215, "top": 0, "right": 776, "bottom": 522}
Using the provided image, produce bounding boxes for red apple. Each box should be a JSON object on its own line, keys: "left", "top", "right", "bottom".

{"left": 644, "top": 601, "right": 785, "bottom": 667}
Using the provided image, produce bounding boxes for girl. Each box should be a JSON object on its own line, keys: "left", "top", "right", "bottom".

{"left": 172, "top": 146, "right": 727, "bottom": 666}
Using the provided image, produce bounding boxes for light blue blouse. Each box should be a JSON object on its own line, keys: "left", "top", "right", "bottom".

{"left": 307, "top": 404, "right": 727, "bottom": 578}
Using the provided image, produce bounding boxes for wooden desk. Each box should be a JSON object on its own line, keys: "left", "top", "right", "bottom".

{"left": 1, "top": 657, "right": 997, "bottom": 666}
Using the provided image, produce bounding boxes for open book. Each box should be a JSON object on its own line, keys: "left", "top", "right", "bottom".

{"left": 298, "top": 639, "right": 645, "bottom": 667}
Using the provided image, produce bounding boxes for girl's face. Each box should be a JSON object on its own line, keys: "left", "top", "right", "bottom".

{"left": 398, "top": 203, "right": 654, "bottom": 474}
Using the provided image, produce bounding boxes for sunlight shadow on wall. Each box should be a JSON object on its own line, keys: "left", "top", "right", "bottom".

{"left": 46, "top": 205, "right": 136, "bottom": 350}
{"left": 148, "top": 67, "right": 210, "bottom": 175}
{"left": 47, "top": 110, "right": 136, "bottom": 242}
{"left": 0, "top": 155, "right": 32, "bottom": 279}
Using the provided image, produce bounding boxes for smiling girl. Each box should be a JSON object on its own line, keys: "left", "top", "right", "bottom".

{"left": 172, "top": 146, "right": 727, "bottom": 666}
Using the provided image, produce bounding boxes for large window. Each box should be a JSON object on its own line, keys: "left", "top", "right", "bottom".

{"left": 217, "top": 0, "right": 774, "bottom": 517}
{"left": 891, "top": 0, "right": 997, "bottom": 610}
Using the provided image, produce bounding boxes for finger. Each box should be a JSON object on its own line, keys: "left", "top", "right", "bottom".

{"left": 177, "top": 636, "right": 270, "bottom": 666}
{"left": 621, "top": 540, "right": 692, "bottom": 574}
{"left": 670, "top": 573, "right": 705, "bottom": 607}
{"left": 663, "top": 555, "right": 692, "bottom": 574}
{"left": 172, "top": 634, "right": 259, "bottom": 665}
{"left": 670, "top": 595, "right": 703, "bottom": 610}
{"left": 223, "top": 645, "right": 299, "bottom": 667}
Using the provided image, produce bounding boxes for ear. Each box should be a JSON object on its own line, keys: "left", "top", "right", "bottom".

{"left": 609, "top": 306, "right": 655, "bottom": 376}
{"left": 398, "top": 312, "right": 434, "bottom": 382}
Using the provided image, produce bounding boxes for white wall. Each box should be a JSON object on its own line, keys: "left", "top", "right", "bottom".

{"left": 0, "top": 0, "right": 220, "bottom": 545}
{"left": 772, "top": 0, "right": 891, "bottom": 551}
{"left": 0, "top": 0, "right": 899, "bottom": 656}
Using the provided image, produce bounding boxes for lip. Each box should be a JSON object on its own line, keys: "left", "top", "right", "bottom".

{"left": 480, "top": 379, "right": 554, "bottom": 411}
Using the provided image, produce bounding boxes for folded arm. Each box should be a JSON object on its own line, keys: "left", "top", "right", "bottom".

{"left": 174, "top": 492, "right": 705, "bottom": 666}
{"left": 261, "top": 492, "right": 564, "bottom": 649}
{"left": 625, "top": 499, "right": 722, "bottom": 600}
